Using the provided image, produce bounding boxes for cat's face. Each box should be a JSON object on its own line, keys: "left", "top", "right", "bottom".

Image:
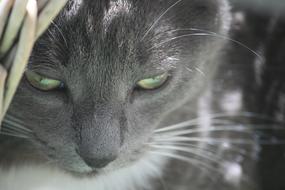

{"left": 7, "top": 0, "right": 231, "bottom": 174}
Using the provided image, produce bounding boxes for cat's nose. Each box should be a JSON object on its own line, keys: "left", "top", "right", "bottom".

{"left": 77, "top": 116, "right": 122, "bottom": 169}
{"left": 74, "top": 104, "right": 126, "bottom": 169}
{"left": 80, "top": 154, "right": 117, "bottom": 169}
{"left": 78, "top": 136, "right": 120, "bottom": 169}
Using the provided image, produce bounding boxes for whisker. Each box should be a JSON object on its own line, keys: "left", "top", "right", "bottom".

{"left": 155, "top": 112, "right": 283, "bottom": 133}
{"left": 4, "top": 114, "right": 28, "bottom": 124}
{"left": 2, "top": 119, "right": 32, "bottom": 133}
{"left": 149, "top": 28, "right": 263, "bottom": 61}
{"left": 147, "top": 141, "right": 249, "bottom": 157}
{"left": 165, "top": 142, "right": 250, "bottom": 159}
{"left": 150, "top": 149, "right": 257, "bottom": 186}
{"left": 4, "top": 113, "right": 23, "bottom": 119}
{"left": 151, "top": 144, "right": 256, "bottom": 184}
{"left": 156, "top": 119, "right": 230, "bottom": 133}
{"left": 0, "top": 131, "right": 30, "bottom": 139}
{"left": 149, "top": 151, "right": 221, "bottom": 175}
{"left": 150, "top": 144, "right": 221, "bottom": 164}
{"left": 50, "top": 21, "right": 68, "bottom": 48}
{"left": 141, "top": 0, "right": 183, "bottom": 41}
{"left": 155, "top": 125, "right": 285, "bottom": 137}
{"left": 1, "top": 125, "right": 32, "bottom": 136}
{"left": 153, "top": 136, "right": 285, "bottom": 145}
{"left": 148, "top": 33, "right": 209, "bottom": 50}
{"left": 3, "top": 114, "right": 32, "bottom": 132}
{"left": 156, "top": 120, "right": 234, "bottom": 133}
{"left": 147, "top": 142, "right": 214, "bottom": 153}
{"left": 195, "top": 67, "right": 205, "bottom": 76}
{"left": 156, "top": 125, "right": 250, "bottom": 135}
{"left": 4, "top": 114, "right": 23, "bottom": 123}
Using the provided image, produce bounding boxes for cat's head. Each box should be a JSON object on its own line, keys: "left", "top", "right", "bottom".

{"left": 6, "top": 0, "right": 231, "bottom": 174}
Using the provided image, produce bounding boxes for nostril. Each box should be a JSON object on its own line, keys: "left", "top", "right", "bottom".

{"left": 81, "top": 156, "right": 117, "bottom": 169}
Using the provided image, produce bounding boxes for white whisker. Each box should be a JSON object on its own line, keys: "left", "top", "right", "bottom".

{"left": 177, "top": 27, "right": 263, "bottom": 60}
{"left": 0, "top": 131, "right": 30, "bottom": 139}
{"left": 154, "top": 136, "right": 285, "bottom": 145}
{"left": 148, "top": 141, "right": 250, "bottom": 158}
{"left": 51, "top": 21, "right": 68, "bottom": 48}
{"left": 157, "top": 125, "right": 285, "bottom": 137}
{"left": 4, "top": 114, "right": 24, "bottom": 123}
{"left": 1, "top": 126, "right": 32, "bottom": 136}
{"left": 149, "top": 27, "right": 263, "bottom": 60}
{"left": 147, "top": 142, "right": 214, "bottom": 152}
{"left": 2, "top": 119, "right": 32, "bottom": 133}
{"left": 141, "top": 0, "right": 183, "bottom": 41}
{"left": 149, "top": 151, "right": 221, "bottom": 175}
{"left": 156, "top": 126, "right": 250, "bottom": 136}
{"left": 150, "top": 144, "right": 221, "bottom": 164}
{"left": 195, "top": 67, "right": 205, "bottom": 76}
{"left": 154, "top": 136, "right": 255, "bottom": 145}
{"left": 155, "top": 112, "right": 279, "bottom": 133}
{"left": 148, "top": 33, "right": 209, "bottom": 50}
{"left": 155, "top": 119, "right": 232, "bottom": 133}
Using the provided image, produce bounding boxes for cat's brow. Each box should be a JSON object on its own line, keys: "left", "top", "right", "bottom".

{"left": 65, "top": 0, "right": 83, "bottom": 18}
{"left": 102, "top": 0, "right": 132, "bottom": 31}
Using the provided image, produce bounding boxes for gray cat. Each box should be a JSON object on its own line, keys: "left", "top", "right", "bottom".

{"left": 0, "top": 0, "right": 282, "bottom": 190}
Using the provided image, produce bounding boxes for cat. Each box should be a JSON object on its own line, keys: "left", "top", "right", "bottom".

{"left": 1, "top": 0, "right": 284, "bottom": 190}
{"left": 0, "top": 0, "right": 232, "bottom": 189}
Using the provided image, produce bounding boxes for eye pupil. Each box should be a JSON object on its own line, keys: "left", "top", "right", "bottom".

{"left": 59, "top": 82, "right": 65, "bottom": 89}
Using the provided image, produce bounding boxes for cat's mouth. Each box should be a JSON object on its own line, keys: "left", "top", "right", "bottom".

{"left": 66, "top": 168, "right": 102, "bottom": 178}
{"left": 44, "top": 150, "right": 141, "bottom": 177}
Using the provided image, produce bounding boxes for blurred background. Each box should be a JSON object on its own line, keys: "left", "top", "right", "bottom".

{"left": 225, "top": 1, "right": 285, "bottom": 189}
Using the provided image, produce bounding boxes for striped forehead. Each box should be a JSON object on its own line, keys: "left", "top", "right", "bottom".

{"left": 65, "top": 0, "right": 83, "bottom": 18}
{"left": 103, "top": 0, "right": 132, "bottom": 29}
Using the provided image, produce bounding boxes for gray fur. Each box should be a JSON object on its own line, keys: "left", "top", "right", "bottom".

{"left": 2, "top": 0, "right": 269, "bottom": 189}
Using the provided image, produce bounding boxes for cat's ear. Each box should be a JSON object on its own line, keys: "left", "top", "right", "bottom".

{"left": 168, "top": 0, "right": 230, "bottom": 31}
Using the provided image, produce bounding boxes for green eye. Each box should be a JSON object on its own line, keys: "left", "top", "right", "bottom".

{"left": 137, "top": 72, "right": 169, "bottom": 90}
{"left": 25, "top": 70, "right": 64, "bottom": 91}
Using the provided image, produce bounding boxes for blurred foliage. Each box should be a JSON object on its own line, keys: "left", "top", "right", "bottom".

{"left": 233, "top": 0, "right": 285, "bottom": 13}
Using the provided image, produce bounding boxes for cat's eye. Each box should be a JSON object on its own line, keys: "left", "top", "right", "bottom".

{"left": 137, "top": 72, "right": 169, "bottom": 90}
{"left": 25, "top": 70, "right": 64, "bottom": 91}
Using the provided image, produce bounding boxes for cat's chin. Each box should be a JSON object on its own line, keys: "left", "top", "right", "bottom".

{"left": 58, "top": 158, "right": 133, "bottom": 178}
{"left": 43, "top": 159, "right": 97, "bottom": 177}
{"left": 61, "top": 161, "right": 136, "bottom": 179}
{"left": 64, "top": 169, "right": 101, "bottom": 178}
